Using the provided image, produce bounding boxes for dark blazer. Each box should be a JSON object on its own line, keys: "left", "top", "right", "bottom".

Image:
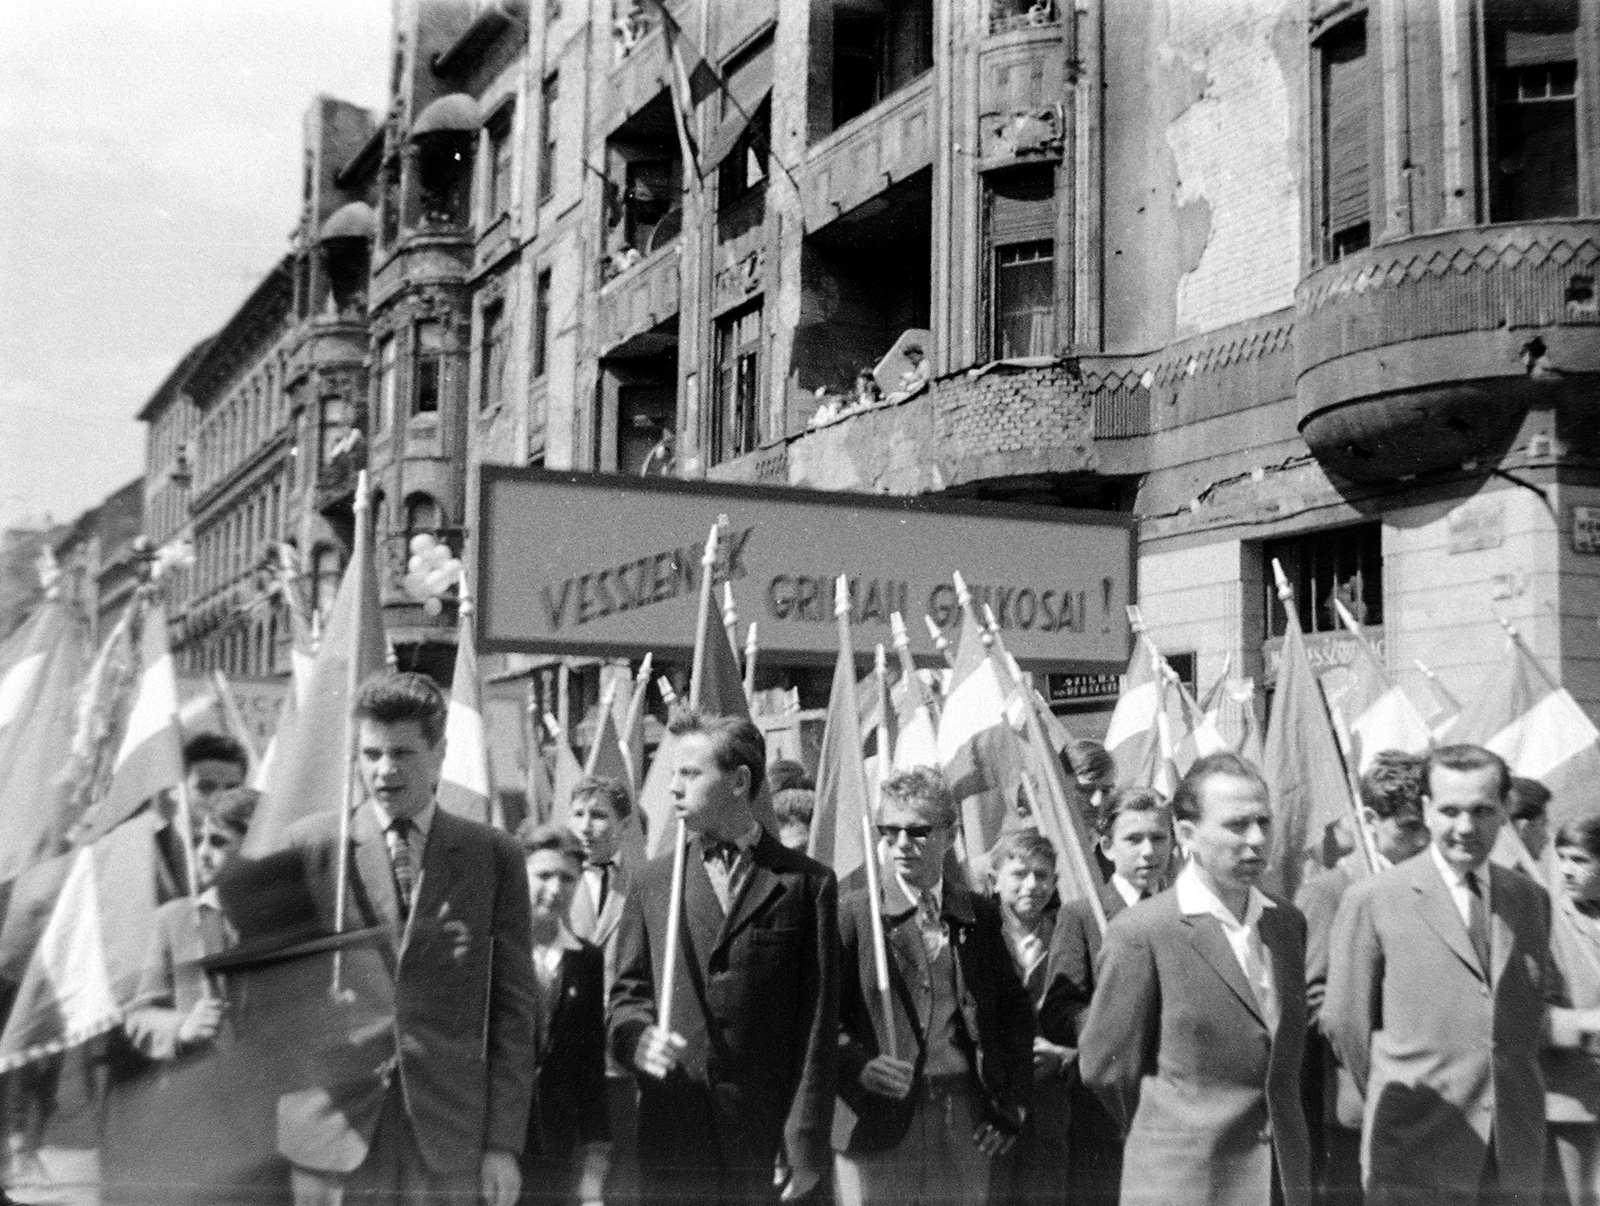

{"left": 280, "top": 801, "right": 539, "bottom": 1176}
{"left": 1294, "top": 859, "right": 1363, "bottom": 1132}
{"left": 608, "top": 829, "right": 839, "bottom": 1184}
{"left": 1324, "top": 852, "right": 1555, "bottom": 1198}
{"left": 1038, "top": 879, "right": 1129, "bottom": 1050}
{"left": 524, "top": 938, "right": 609, "bottom": 1166}
{"left": 1079, "top": 886, "right": 1312, "bottom": 1206}
{"left": 834, "top": 876, "right": 1034, "bottom": 1155}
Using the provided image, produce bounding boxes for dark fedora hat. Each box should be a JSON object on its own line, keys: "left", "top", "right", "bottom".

{"left": 201, "top": 849, "right": 382, "bottom": 972}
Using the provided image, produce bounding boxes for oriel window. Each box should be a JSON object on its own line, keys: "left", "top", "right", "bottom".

{"left": 413, "top": 322, "right": 444, "bottom": 415}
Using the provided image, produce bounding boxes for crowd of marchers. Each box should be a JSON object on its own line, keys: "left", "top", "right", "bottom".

{"left": 16, "top": 668, "right": 1600, "bottom": 1206}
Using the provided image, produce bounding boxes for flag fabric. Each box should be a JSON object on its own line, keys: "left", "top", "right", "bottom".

{"left": 1105, "top": 640, "right": 1162, "bottom": 785}
{"left": 619, "top": 658, "right": 653, "bottom": 797}
{"left": 892, "top": 661, "right": 940, "bottom": 772}
{"left": 693, "top": 587, "right": 751, "bottom": 722}
{"left": 644, "top": 0, "right": 721, "bottom": 177}
{"left": 1128, "top": 664, "right": 1180, "bottom": 798}
{"left": 1230, "top": 679, "right": 1265, "bottom": 767}
{"left": 243, "top": 493, "right": 385, "bottom": 856}
{"left": 1413, "top": 660, "right": 1462, "bottom": 742}
{"left": 437, "top": 608, "right": 493, "bottom": 824}
{"left": 0, "top": 810, "right": 164, "bottom": 1071}
{"left": 584, "top": 704, "right": 633, "bottom": 789}
{"left": 52, "top": 603, "right": 140, "bottom": 852}
{"left": 936, "top": 606, "right": 1022, "bottom": 863}
{"left": 637, "top": 732, "right": 679, "bottom": 861}
{"left": 807, "top": 629, "right": 873, "bottom": 883}
{"left": 1456, "top": 632, "right": 1600, "bottom": 828}
{"left": 546, "top": 719, "right": 586, "bottom": 824}
{"left": 1323, "top": 636, "right": 1431, "bottom": 774}
{"left": 1262, "top": 606, "right": 1362, "bottom": 901}
{"left": 72, "top": 604, "right": 186, "bottom": 846}
{"left": 0, "top": 595, "right": 90, "bottom": 887}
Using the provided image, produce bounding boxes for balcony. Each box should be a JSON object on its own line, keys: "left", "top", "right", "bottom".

{"left": 598, "top": 238, "right": 682, "bottom": 357}
{"left": 1295, "top": 220, "right": 1600, "bottom": 482}
{"left": 801, "top": 74, "right": 934, "bottom": 235}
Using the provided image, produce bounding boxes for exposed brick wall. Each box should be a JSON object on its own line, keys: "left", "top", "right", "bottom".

{"left": 932, "top": 363, "right": 1094, "bottom": 483}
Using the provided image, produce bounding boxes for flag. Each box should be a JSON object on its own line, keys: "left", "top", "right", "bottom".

{"left": 1104, "top": 639, "right": 1161, "bottom": 785}
{"left": 1323, "top": 633, "right": 1431, "bottom": 775}
{"left": 72, "top": 604, "right": 186, "bottom": 845}
{"left": 545, "top": 716, "right": 586, "bottom": 824}
{"left": 936, "top": 599, "right": 1022, "bottom": 862}
{"left": 1262, "top": 587, "right": 1362, "bottom": 901}
{"left": 243, "top": 486, "right": 385, "bottom": 855}
{"left": 693, "top": 583, "right": 751, "bottom": 722}
{"left": 1456, "top": 630, "right": 1600, "bottom": 828}
{"left": 807, "top": 600, "right": 873, "bottom": 882}
{"left": 1230, "top": 679, "right": 1265, "bottom": 767}
{"left": 0, "top": 595, "right": 90, "bottom": 887}
{"left": 437, "top": 605, "right": 493, "bottom": 824}
{"left": 1413, "top": 659, "right": 1462, "bottom": 741}
{"left": 619, "top": 655, "right": 654, "bottom": 797}
{"left": 644, "top": 0, "right": 721, "bottom": 176}
{"left": 892, "top": 660, "right": 940, "bottom": 771}
{"left": 0, "top": 810, "right": 164, "bottom": 1071}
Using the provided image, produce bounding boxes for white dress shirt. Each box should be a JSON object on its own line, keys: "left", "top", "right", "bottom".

{"left": 1110, "top": 873, "right": 1145, "bottom": 909}
{"left": 1176, "top": 861, "right": 1279, "bottom": 1033}
{"left": 1429, "top": 842, "right": 1491, "bottom": 929}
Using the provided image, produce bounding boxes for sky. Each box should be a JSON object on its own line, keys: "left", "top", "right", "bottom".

{"left": 0, "top": 0, "right": 391, "bottom": 532}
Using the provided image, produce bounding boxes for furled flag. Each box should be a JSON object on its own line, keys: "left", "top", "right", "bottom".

{"left": 808, "top": 578, "right": 874, "bottom": 882}
{"left": 936, "top": 575, "right": 1023, "bottom": 861}
{"left": 243, "top": 477, "right": 385, "bottom": 855}
{"left": 1261, "top": 563, "right": 1364, "bottom": 900}
{"left": 72, "top": 602, "right": 186, "bottom": 845}
{"left": 0, "top": 810, "right": 164, "bottom": 1071}
{"left": 1456, "top": 624, "right": 1600, "bottom": 827}
{"left": 1323, "top": 600, "right": 1431, "bottom": 774}
{"left": 437, "top": 585, "right": 493, "bottom": 824}
{"left": 0, "top": 593, "right": 90, "bottom": 887}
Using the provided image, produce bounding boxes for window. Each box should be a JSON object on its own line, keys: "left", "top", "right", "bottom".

{"left": 486, "top": 106, "right": 515, "bottom": 221}
{"left": 834, "top": 14, "right": 884, "bottom": 128}
{"left": 986, "top": 168, "right": 1056, "bottom": 358}
{"left": 405, "top": 494, "right": 443, "bottom": 535}
{"left": 538, "top": 74, "right": 559, "bottom": 203}
{"left": 718, "top": 99, "right": 769, "bottom": 208}
{"left": 379, "top": 157, "right": 401, "bottom": 246}
{"left": 711, "top": 304, "right": 762, "bottom": 465}
{"left": 533, "top": 269, "right": 552, "bottom": 379}
{"left": 1317, "top": 17, "right": 1370, "bottom": 261}
{"left": 414, "top": 322, "right": 444, "bottom": 415}
{"left": 1262, "top": 523, "right": 1383, "bottom": 638}
{"left": 618, "top": 386, "right": 675, "bottom": 475}
{"left": 375, "top": 334, "right": 398, "bottom": 431}
{"left": 1488, "top": 22, "right": 1578, "bottom": 221}
{"left": 480, "top": 300, "right": 507, "bottom": 411}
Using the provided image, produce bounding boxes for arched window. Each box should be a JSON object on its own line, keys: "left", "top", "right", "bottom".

{"left": 405, "top": 493, "right": 444, "bottom": 536}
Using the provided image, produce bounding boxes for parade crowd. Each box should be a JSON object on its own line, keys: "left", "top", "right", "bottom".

{"left": 33, "top": 669, "right": 1600, "bottom": 1206}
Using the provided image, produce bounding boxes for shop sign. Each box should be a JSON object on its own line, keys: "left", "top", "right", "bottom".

{"left": 1575, "top": 506, "right": 1600, "bottom": 554}
{"left": 1046, "top": 672, "right": 1123, "bottom": 704}
{"left": 1261, "top": 628, "right": 1384, "bottom": 687}
{"left": 477, "top": 468, "right": 1136, "bottom": 671}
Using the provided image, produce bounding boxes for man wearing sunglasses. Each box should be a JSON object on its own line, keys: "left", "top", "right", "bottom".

{"left": 833, "top": 768, "right": 1034, "bottom": 1206}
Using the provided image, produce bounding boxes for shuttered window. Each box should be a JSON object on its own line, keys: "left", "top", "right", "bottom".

{"left": 1320, "top": 17, "right": 1370, "bottom": 261}
{"left": 986, "top": 167, "right": 1056, "bottom": 358}
{"left": 1487, "top": 0, "right": 1580, "bottom": 222}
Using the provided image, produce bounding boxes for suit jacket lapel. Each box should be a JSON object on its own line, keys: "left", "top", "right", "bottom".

{"left": 1487, "top": 865, "right": 1514, "bottom": 988}
{"left": 411, "top": 811, "right": 465, "bottom": 937}
{"left": 1259, "top": 905, "right": 1296, "bottom": 1035}
{"left": 1183, "top": 911, "right": 1265, "bottom": 1028}
{"left": 1412, "top": 858, "right": 1486, "bottom": 982}
{"left": 592, "top": 860, "right": 632, "bottom": 948}
{"left": 352, "top": 803, "right": 401, "bottom": 932}
{"left": 683, "top": 839, "right": 725, "bottom": 979}
{"left": 716, "top": 836, "right": 784, "bottom": 952}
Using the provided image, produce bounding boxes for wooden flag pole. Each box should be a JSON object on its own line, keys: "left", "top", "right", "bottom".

{"left": 743, "top": 622, "right": 759, "bottom": 706}
{"left": 331, "top": 470, "right": 371, "bottom": 998}
{"left": 660, "top": 523, "right": 721, "bottom": 1037}
{"left": 922, "top": 614, "right": 956, "bottom": 667}
{"left": 1274, "top": 558, "right": 1376, "bottom": 874}
{"left": 722, "top": 582, "right": 740, "bottom": 665}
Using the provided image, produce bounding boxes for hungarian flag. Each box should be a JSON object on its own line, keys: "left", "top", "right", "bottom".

{"left": 73, "top": 603, "right": 186, "bottom": 845}
{"left": 1456, "top": 630, "right": 1600, "bottom": 827}
{"left": 1105, "top": 639, "right": 1162, "bottom": 785}
{"left": 438, "top": 602, "right": 493, "bottom": 824}
{"left": 891, "top": 634, "right": 940, "bottom": 772}
{"left": 936, "top": 602, "right": 1022, "bottom": 862}
{"left": 807, "top": 590, "right": 873, "bottom": 882}
{"left": 1262, "top": 580, "right": 1362, "bottom": 901}
{"left": 1413, "top": 658, "right": 1463, "bottom": 741}
{"left": 244, "top": 480, "right": 385, "bottom": 855}
{"left": 1323, "top": 631, "right": 1431, "bottom": 775}
{"left": 0, "top": 594, "right": 90, "bottom": 887}
{"left": 0, "top": 810, "right": 164, "bottom": 1071}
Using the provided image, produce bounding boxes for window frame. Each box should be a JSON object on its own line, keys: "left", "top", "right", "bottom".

{"left": 538, "top": 73, "right": 559, "bottom": 204}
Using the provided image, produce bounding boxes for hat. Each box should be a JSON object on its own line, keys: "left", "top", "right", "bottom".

{"left": 201, "top": 849, "right": 381, "bottom": 972}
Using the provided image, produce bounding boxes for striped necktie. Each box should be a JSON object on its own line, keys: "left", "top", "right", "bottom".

{"left": 388, "top": 817, "right": 418, "bottom": 914}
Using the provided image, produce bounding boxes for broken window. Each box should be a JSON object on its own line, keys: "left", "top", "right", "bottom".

{"left": 711, "top": 304, "right": 762, "bottom": 465}
{"left": 1486, "top": 0, "right": 1579, "bottom": 222}
{"left": 986, "top": 166, "right": 1056, "bottom": 358}
{"left": 1317, "top": 16, "right": 1370, "bottom": 261}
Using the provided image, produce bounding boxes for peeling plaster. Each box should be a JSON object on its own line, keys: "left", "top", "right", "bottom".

{"left": 1164, "top": 0, "right": 1301, "bottom": 338}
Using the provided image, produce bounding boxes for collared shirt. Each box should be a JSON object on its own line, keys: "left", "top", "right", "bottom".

{"left": 531, "top": 926, "right": 583, "bottom": 1054}
{"left": 1110, "top": 873, "right": 1145, "bottom": 909}
{"left": 370, "top": 799, "right": 436, "bottom": 855}
{"left": 1002, "top": 911, "right": 1049, "bottom": 981}
{"left": 702, "top": 820, "right": 761, "bottom": 913}
{"left": 1176, "top": 862, "right": 1279, "bottom": 1032}
{"left": 896, "top": 874, "right": 947, "bottom": 961}
{"left": 1429, "top": 842, "right": 1491, "bottom": 930}
{"left": 584, "top": 861, "right": 614, "bottom": 914}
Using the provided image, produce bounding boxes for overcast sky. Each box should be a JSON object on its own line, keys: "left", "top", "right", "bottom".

{"left": 0, "top": 0, "right": 390, "bottom": 532}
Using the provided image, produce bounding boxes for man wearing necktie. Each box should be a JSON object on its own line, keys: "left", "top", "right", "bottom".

{"left": 1325, "top": 745, "right": 1559, "bottom": 1206}
{"left": 281, "top": 672, "right": 537, "bottom": 1206}
{"left": 608, "top": 709, "right": 838, "bottom": 1204}
{"left": 1040, "top": 784, "right": 1174, "bottom": 1206}
{"left": 833, "top": 769, "right": 1034, "bottom": 1206}
{"left": 1079, "top": 753, "right": 1311, "bottom": 1206}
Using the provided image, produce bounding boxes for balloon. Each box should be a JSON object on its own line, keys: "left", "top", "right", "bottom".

{"left": 409, "top": 533, "right": 437, "bottom": 556}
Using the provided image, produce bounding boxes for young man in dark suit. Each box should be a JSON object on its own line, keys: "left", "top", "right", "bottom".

{"left": 1080, "top": 753, "right": 1311, "bottom": 1206}
{"left": 518, "top": 822, "right": 609, "bottom": 1205}
{"left": 1325, "top": 744, "right": 1559, "bottom": 1206}
{"left": 1039, "top": 784, "right": 1173, "bottom": 1205}
{"left": 833, "top": 768, "right": 1034, "bottom": 1206}
{"left": 608, "top": 710, "right": 838, "bottom": 1204}
{"left": 281, "top": 672, "right": 538, "bottom": 1206}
